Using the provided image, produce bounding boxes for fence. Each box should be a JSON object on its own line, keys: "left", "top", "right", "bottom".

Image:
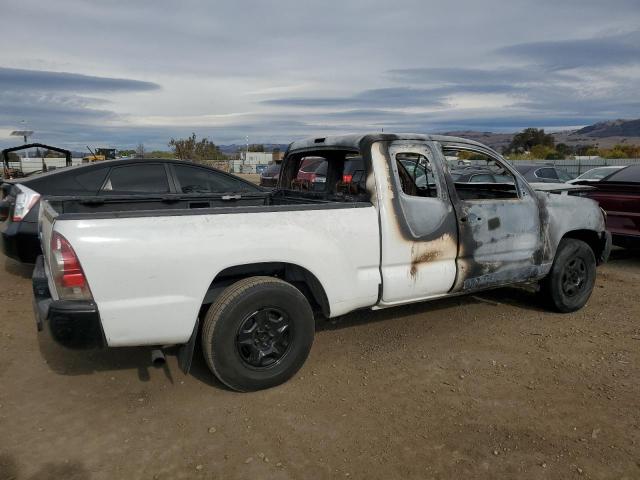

{"left": 506, "top": 158, "right": 640, "bottom": 177}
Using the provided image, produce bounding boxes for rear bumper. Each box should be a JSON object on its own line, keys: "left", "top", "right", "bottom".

{"left": 1, "top": 220, "right": 41, "bottom": 263}
{"left": 32, "top": 255, "right": 105, "bottom": 349}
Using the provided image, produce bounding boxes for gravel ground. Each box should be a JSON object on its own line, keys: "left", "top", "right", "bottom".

{"left": 1, "top": 250, "right": 639, "bottom": 480}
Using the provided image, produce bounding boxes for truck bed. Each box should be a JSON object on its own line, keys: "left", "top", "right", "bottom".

{"left": 38, "top": 191, "right": 381, "bottom": 346}
{"left": 44, "top": 190, "right": 370, "bottom": 220}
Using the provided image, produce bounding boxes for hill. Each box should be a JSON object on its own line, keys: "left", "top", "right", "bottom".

{"left": 441, "top": 118, "right": 640, "bottom": 152}
{"left": 574, "top": 119, "right": 640, "bottom": 137}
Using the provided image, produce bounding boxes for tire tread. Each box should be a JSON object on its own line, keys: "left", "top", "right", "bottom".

{"left": 201, "top": 276, "right": 309, "bottom": 391}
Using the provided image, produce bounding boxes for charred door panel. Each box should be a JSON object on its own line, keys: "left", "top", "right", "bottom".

{"left": 374, "top": 140, "right": 458, "bottom": 305}
{"left": 438, "top": 143, "right": 543, "bottom": 292}
{"left": 454, "top": 198, "right": 541, "bottom": 291}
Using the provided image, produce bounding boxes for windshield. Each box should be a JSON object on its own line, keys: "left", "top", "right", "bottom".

{"left": 601, "top": 165, "right": 640, "bottom": 183}
{"left": 577, "top": 167, "right": 621, "bottom": 180}
{"left": 262, "top": 163, "right": 281, "bottom": 176}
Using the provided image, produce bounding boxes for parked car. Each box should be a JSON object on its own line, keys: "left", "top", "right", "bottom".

{"left": 291, "top": 156, "right": 366, "bottom": 191}
{"left": 1, "top": 158, "right": 265, "bottom": 263}
{"left": 512, "top": 163, "right": 574, "bottom": 183}
{"left": 33, "top": 133, "right": 610, "bottom": 391}
{"left": 568, "top": 166, "right": 625, "bottom": 183}
{"left": 578, "top": 165, "right": 640, "bottom": 248}
{"left": 259, "top": 162, "right": 281, "bottom": 188}
{"left": 451, "top": 167, "right": 514, "bottom": 184}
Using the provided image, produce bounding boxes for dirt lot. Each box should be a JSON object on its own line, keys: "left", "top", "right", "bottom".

{"left": 1, "top": 251, "right": 639, "bottom": 480}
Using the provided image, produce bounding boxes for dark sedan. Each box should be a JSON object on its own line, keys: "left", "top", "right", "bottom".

{"left": 512, "top": 163, "right": 574, "bottom": 183}
{"left": 578, "top": 165, "right": 640, "bottom": 248}
{"left": 1, "top": 158, "right": 264, "bottom": 263}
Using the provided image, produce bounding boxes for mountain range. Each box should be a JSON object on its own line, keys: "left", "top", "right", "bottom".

{"left": 213, "top": 119, "right": 640, "bottom": 155}
{"left": 444, "top": 118, "right": 640, "bottom": 152}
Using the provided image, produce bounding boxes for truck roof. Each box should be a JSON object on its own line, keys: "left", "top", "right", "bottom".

{"left": 287, "top": 133, "right": 498, "bottom": 155}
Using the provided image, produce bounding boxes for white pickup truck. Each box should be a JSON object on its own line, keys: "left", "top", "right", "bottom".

{"left": 33, "top": 133, "right": 611, "bottom": 391}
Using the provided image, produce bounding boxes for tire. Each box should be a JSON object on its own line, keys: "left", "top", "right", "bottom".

{"left": 201, "top": 276, "right": 315, "bottom": 392}
{"left": 540, "top": 238, "right": 596, "bottom": 313}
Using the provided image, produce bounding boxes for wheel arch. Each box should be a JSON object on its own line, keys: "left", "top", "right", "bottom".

{"left": 202, "top": 262, "right": 330, "bottom": 317}
{"left": 561, "top": 229, "right": 606, "bottom": 264}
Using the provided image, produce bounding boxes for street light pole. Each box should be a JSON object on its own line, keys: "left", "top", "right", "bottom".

{"left": 245, "top": 135, "right": 249, "bottom": 167}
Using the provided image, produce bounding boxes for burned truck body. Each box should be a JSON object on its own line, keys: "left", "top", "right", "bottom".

{"left": 33, "top": 133, "right": 610, "bottom": 391}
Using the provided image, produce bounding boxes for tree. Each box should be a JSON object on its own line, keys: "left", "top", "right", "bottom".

{"left": 555, "top": 143, "right": 571, "bottom": 158}
{"left": 135, "top": 144, "right": 145, "bottom": 158}
{"left": 604, "top": 148, "right": 627, "bottom": 159}
{"left": 530, "top": 144, "right": 556, "bottom": 159}
{"left": 585, "top": 146, "right": 600, "bottom": 157}
{"left": 248, "top": 144, "right": 265, "bottom": 152}
{"left": 147, "top": 150, "right": 175, "bottom": 159}
{"left": 168, "top": 133, "right": 225, "bottom": 163}
{"left": 507, "top": 128, "right": 555, "bottom": 154}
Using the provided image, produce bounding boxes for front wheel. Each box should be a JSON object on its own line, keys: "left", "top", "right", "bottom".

{"left": 539, "top": 238, "right": 596, "bottom": 313}
{"left": 201, "top": 276, "right": 315, "bottom": 392}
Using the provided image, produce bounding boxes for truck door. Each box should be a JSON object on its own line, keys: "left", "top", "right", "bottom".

{"left": 439, "top": 142, "right": 542, "bottom": 292}
{"left": 374, "top": 140, "right": 459, "bottom": 305}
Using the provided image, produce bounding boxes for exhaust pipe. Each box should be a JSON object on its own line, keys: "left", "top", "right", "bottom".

{"left": 151, "top": 349, "right": 166, "bottom": 367}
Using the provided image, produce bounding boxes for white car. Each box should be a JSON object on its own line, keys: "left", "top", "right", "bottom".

{"left": 568, "top": 166, "right": 625, "bottom": 183}
{"left": 33, "top": 133, "right": 611, "bottom": 391}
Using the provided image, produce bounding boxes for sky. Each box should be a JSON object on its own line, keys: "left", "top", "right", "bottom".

{"left": 1, "top": 0, "right": 639, "bottom": 150}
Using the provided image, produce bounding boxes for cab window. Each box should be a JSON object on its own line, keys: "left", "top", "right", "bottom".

{"left": 396, "top": 153, "right": 439, "bottom": 198}
{"left": 444, "top": 148, "right": 518, "bottom": 200}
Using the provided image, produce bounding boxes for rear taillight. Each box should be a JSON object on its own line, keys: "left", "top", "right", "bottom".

{"left": 50, "top": 231, "right": 93, "bottom": 300}
{"left": 12, "top": 184, "right": 41, "bottom": 222}
{"left": 342, "top": 174, "right": 353, "bottom": 183}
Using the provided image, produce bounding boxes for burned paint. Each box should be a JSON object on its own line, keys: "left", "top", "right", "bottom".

{"left": 408, "top": 233, "right": 457, "bottom": 280}
{"left": 285, "top": 132, "right": 608, "bottom": 305}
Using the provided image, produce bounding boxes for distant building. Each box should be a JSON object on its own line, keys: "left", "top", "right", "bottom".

{"left": 232, "top": 151, "right": 275, "bottom": 173}
{"left": 574, "top": 155, "right": 603, "bottom": 161}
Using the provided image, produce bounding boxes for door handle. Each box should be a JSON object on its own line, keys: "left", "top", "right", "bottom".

{"left": 222, "top": 194, "right": 241, "bottom": 201}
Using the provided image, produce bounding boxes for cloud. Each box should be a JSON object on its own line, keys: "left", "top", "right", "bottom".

{"left": 262, "top": 85, "right": 520, "bottom": 109}
{"left": 1, "top": 1, "right": 640, "bottom": 148}
{"left": 0, "top": 67, "right": 160, "bottom": 93}
{"left": 497, "top": 30, "right": 640, "bottom": 70}
{"left": 386, "top": 67, "right": 584, "bottom": 87}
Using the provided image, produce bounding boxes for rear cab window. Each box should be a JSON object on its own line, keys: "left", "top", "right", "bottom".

{"left": 278, "top": 150, "right": 369, "bottom": 202}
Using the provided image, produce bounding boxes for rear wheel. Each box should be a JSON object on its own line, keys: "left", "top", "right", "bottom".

{"left": 201, "top": 276, "right": 314, "bottom": 391}
{"left": 540, "top": 238, "right": 596, "bottom": 313}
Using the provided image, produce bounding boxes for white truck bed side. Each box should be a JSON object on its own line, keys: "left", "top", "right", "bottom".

{"left": 52, "top": 206, "right": 381, "bottom": 346}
